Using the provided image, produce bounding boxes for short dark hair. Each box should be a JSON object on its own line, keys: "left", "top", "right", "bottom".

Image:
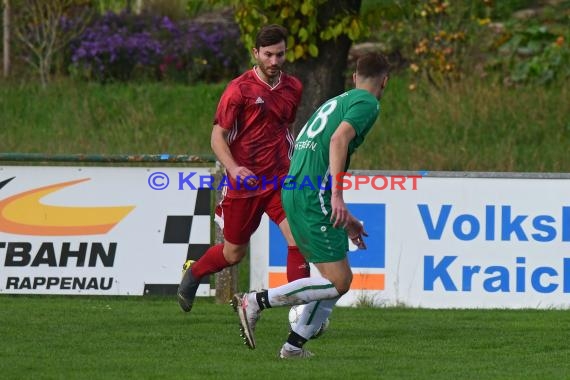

{"left": 255, "top": 24, "right": 288, "bottom": 49}
{"left": 356, "top": 53, "right": 391, "bottom": 79}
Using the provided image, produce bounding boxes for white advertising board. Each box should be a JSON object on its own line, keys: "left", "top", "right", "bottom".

{"left": 0, "top": 166, "right": 213, "bottom": 296}
{"left": 251, "top": 172, "right": 570, "bottom": 309}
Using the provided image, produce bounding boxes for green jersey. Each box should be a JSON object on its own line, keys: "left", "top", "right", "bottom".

{"left": 287, "top": 88, "right": 380, "bottom": 189}
{"left": 281, "top": 88, "right": 380, "bottom": 263}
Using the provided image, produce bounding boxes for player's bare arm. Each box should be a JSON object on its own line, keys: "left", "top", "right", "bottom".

{"left": 329, "top": 121, "right": 357, "bottom": 228}
{"left": 211, "top": 124, "right": 257, "bottom": 185}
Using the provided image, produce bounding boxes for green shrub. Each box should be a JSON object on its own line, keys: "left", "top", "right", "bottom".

{"left": 364, "top": 0, "right": 569, "bottom": 88}
{"left": 487, "top": 22, "right": 570, "bottom": 85}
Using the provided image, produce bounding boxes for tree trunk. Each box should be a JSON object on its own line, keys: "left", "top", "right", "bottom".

{"left": 134, "top": 0, "right": 143, "bottom": 14}
{"left": 39, "top": 57, "right": 47, "bottom": 87}
{"left": 289, "top": 36, "right": 353, "bottom": 136}
{"left": 214, "top": 168, "right": 238, "bottom": 303}
{"left": 289, "top": 0, "right": 362, "bottom": 136}
{"left": 3, "top": 0, "right": 10, "bottom": 78}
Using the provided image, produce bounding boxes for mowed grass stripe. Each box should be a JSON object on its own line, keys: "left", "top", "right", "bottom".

{"left": 1, "top": 295, "right": 569, "bottom": 379}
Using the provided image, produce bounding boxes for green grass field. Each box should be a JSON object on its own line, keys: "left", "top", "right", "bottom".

{"left": 1, "top": 295, "right": 569, "bottom": 379}
{"left": 0, "top": 81, "right": 225, "bottom": 158}
{"left": 1, "top": 76, "right": 568, "bottom": 171}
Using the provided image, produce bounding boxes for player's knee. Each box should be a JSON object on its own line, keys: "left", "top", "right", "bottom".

{"left": 223, "top": 245, "right": 247, "bottom": 265}
{"left": 225, "top": 255, "right": 242, "bottom": 265}
{"left": 224, "top": 250, "right": 245, "bottom": 265}
{"left": 334, "top": 273, "right": 353, "bottom": 295}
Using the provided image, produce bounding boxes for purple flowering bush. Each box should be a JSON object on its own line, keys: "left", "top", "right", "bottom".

{"left": 68, "top": 11, "right": 246, "bottom": 83}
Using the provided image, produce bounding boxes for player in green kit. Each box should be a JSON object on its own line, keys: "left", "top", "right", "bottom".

{"left": 232, "top": 52, "right": 391, "bottom": 358}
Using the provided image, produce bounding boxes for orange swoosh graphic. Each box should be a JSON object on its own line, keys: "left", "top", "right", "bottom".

{"left": 0, "top": 178, "right": 135, "bottom": 236}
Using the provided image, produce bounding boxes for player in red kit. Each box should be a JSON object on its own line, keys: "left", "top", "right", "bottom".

{"left": 177, "top": 24, "right": 309, "bottom": 313}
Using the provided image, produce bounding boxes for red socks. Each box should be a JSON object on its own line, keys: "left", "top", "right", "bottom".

{"left": 286, "top": 246, "right": 310, "bottom": 282}
{"left": 190, "top": 244, "right": 309, "bottom": 282}
{"left": 190, "top": 244, "right": 230, "bottom": 279}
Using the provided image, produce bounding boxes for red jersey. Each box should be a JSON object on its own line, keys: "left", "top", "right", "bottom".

{"left": 214, "top": 68, "right": 303, "bottom": 198}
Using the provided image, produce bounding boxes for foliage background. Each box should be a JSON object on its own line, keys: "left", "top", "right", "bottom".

{"left": 1, "top": 0, "right": 569, "bottom": 172}
{"left": 3, "top": 0, "right": 568, "bottom": 87}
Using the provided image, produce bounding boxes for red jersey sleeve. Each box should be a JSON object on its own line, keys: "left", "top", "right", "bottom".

{"left": 214, "top": 80, "right": 242, "bottom": 130}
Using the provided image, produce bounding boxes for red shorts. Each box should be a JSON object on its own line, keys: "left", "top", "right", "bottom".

{"left": 214, "top": 190, "right": 286, "bottom": 245}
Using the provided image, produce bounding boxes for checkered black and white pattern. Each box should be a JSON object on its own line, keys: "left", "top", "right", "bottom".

{"left": 144, "top": 188, "right": 212, "bottom": 295}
